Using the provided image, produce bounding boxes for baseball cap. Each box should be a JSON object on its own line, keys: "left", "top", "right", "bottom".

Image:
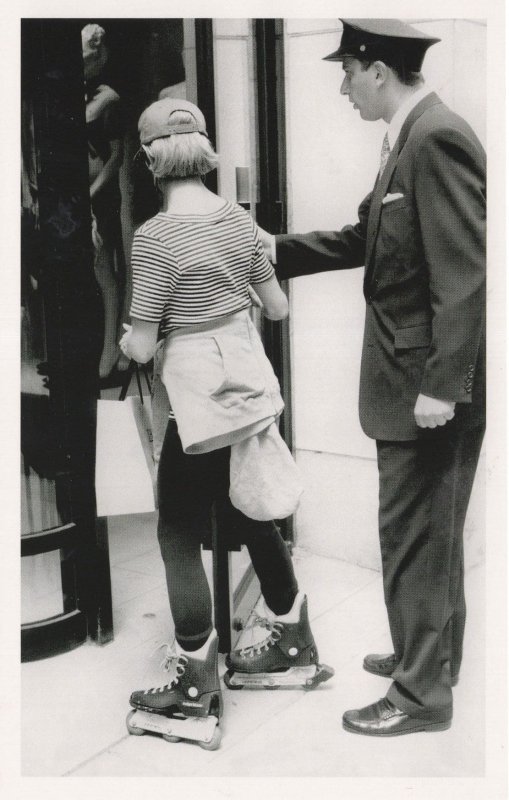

{"left": 138, "top": 98, "right": 208, "bottom": 145}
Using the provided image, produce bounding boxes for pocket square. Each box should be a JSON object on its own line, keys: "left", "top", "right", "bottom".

{"left": 382, "top": 192, "right": 405, "bottom": 205}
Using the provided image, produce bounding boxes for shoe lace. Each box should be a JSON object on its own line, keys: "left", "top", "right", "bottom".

{"left": 145, "top": 640, "right": 189, "bottom": 694}
{"left": 238, "top": 615, "right": 284, "bottom": 658}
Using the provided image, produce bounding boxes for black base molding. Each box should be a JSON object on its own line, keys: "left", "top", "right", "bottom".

{"left": 21, "top": 609, "right": 88, "bottom": 662}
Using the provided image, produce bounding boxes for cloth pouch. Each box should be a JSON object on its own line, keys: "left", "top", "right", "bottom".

{"left": 229, "top": 422, "right": 304, "bottom": 521}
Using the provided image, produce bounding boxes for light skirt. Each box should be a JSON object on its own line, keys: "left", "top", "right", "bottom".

{"left": 159, "top": 310, "right": 284, "bottom": 455}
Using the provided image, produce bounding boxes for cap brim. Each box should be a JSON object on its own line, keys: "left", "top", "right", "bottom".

{"left": 323, "top": 48, "right": 348, "bottom": 61}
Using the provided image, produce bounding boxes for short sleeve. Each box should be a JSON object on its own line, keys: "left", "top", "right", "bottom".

{"left": 250, "top": 226, "right": 275, "bottom": 284}
{"left": 129, "top": 229, "right": 180, "bottom": 323}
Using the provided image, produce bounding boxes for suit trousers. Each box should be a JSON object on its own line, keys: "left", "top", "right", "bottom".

{"left": 376, "top": 424, "right": 484, "bottom": 720}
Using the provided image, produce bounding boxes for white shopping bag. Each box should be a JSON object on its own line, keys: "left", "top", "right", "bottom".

{"left": 95, "top": 395, "right": 156, "bottom": 517}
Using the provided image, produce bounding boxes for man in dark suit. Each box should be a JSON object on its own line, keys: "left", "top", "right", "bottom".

{"left": 259, "top": 19, "right": 486, "bottom": 736}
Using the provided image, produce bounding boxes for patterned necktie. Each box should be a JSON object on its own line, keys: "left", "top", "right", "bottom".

{"left": 378, "top": 132, "right": 391, "bottom": 179}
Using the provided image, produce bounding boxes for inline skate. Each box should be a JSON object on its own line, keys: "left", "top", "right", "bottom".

{"left": 224, "top": 592, "right": 334, "bottom": 690}
{"left": 127, "top": 629, "right": 223, "bottom": 750}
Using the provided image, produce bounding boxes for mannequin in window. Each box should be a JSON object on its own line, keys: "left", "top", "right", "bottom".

{"left": 82, "top": 23, "right": 127, "bottom": 381}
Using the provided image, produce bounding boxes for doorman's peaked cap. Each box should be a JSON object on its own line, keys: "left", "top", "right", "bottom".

{"left": 324, "top": 19, "right": 441, "bottom": 72}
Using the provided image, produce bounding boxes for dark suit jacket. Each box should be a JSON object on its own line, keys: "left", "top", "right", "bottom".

{"left": 275, "top": 93, "right": 486, "bottom": 440}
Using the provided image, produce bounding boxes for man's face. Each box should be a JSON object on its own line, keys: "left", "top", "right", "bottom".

{"left": 340, "top": 57, "right": 384, "bottom": 121}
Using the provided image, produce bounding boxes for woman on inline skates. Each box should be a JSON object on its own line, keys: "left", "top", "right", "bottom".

{"left": 120, "top": 98, "right": 333, "bottom": 749}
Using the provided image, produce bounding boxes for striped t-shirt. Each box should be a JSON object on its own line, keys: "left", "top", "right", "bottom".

{"left": 129, "top": 200, "right": 275, "bottom": 334}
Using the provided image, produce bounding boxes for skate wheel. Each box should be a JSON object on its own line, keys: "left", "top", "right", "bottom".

{"left": 126, "top": 710, "right": 145, "bottom": 736}
{"left": 223, "top": 671, "right": 243, "bottom": 690}
{"left": 198, "top": 727, "right": 221, "bottom": 751}
{"left": 162, "top": 734, "right": 181, "bottom": 743}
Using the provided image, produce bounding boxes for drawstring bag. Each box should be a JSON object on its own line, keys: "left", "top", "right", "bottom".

{"left": 95, "top": 363, "right": 157, "bottom": 516}
{"left": 229, "top": 422, "right": 304, "bottom": 521}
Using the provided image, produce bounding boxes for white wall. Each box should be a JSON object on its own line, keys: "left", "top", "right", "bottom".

{"left": 285, "top": 19, "right": 381, "bottom": 460}
{"left": 284, "top": 19, "right": 486, "bottom": 569}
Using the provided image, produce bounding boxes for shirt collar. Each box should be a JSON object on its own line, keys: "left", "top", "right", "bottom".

{"left": 385, "top": 86, "right": 432, "bottom": 150}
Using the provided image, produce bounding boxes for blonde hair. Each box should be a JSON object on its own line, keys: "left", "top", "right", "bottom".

{"left": 142, "top": 111, "right": 218, "bottom": 180}
{"left": 81, "top": 24, "right": 108, "bottom": 76}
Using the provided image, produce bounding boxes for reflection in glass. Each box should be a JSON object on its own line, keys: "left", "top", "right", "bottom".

{"left": 82, "top": 23, "right": 126, "bottom": 382}
{"left": 21, "top": 96, "right": 63, "bottom": 537}
{"left": 21, "top": 92, "right": 65, "bottom": 622}
{"left": 79, "top": 19, "right": 190, "bottom": 390}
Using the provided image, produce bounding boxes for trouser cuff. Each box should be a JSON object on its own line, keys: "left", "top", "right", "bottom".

{"left": 387, "top": 682, "right": 453, "bottom": 722}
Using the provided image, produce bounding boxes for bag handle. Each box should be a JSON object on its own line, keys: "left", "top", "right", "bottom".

{"left": 118, "top": 361, "right": 151, "bottom": 403}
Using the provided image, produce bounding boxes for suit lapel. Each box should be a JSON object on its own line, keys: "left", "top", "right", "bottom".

{"left": 364, "top": 93, "right": 443, "bottom": 275}
{"left": 364, "top": 149, "right": 398, "bottom": 269}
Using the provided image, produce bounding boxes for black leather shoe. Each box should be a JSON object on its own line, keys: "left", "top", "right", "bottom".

{"left": 342, "top": 697, "right": 451, "bottom": 737}
{"left": 363, "top": 653, "right": 459, "bottom": 686}
{"left": 363, "top": 652, "right": 398, "bottom": 678}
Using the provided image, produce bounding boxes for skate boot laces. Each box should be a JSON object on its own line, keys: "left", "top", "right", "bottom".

{"left": 145, "top": 640, "right": 189, "bottom": 694}
{"left": 238, "top": 615, "right": 284, "bottom": 658}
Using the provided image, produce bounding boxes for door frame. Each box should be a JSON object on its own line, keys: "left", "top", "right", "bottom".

{"left": 255, "top": 18, "right": 294, "bottom": 545}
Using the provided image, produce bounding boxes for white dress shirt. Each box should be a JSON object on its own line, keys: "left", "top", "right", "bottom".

{"left": 385, "top": 85, "right": 432, "bottom": 149}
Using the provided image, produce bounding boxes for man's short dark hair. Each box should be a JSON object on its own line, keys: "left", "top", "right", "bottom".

{"left": 359, "top": 58, "right": 423, "bottom": 87}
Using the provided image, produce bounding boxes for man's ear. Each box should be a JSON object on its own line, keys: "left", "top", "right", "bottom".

{"left": 372, "top": 60, "right": 389, "bottom": 85}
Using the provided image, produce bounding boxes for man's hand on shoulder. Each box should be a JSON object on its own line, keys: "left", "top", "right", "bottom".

{"left": 414, "top": 393, "right": 456, "bottom": 428}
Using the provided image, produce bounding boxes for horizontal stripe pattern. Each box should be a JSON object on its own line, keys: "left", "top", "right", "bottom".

{"left": 129, "top": 201, "right": 274, "bottom": 333}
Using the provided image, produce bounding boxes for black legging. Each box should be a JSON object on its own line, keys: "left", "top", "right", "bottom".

{"left": 157, "top": 420, "right": 299, "bottom": 650}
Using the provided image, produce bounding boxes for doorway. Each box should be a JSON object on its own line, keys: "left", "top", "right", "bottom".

{"left": 20, "top": 17, "right": 292, "bottom": 659}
